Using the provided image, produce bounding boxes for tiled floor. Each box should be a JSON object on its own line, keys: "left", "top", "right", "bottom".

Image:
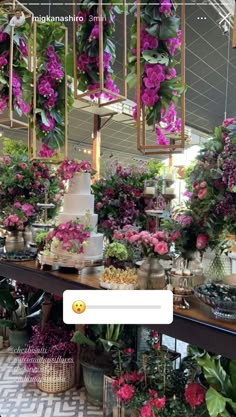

{"left": 0, "top": 352, "right": 103, "bottom": 417}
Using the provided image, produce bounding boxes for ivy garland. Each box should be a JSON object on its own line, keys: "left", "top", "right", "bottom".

{"left": 128, "top": 0, "right": 186, "bottom": 145}
{"left": 76, "top": 0, "right": 119, "bottom": 99}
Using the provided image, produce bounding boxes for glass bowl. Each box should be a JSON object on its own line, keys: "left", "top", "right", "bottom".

{"left": 194, "top": 283, "right": 236, "bottom": 321}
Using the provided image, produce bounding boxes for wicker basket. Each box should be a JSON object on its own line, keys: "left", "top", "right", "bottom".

{"left": 37, "top": 358, "right": 75, "bottom": 393}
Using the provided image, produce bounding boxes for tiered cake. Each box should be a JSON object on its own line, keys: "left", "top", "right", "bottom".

{"left": 52, "top": 172, "right": 103, "bottom": 261}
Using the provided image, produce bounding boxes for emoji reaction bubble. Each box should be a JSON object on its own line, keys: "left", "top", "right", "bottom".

{"left": 72, "top": 300, "right": 86, "bottom": 314}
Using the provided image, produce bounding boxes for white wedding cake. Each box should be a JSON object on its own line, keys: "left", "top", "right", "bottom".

{"left": 51, "top": 172, "right": 103, "bottom": 262}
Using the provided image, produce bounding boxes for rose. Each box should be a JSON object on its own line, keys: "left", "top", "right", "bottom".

{"left": 196, "top": 233, "right": 208, "bottom": 250}
{"left": 198, "top": 188, "right": 208, "bottom": 199}
{"left": 15, "top": 174, "right": 23, "bottom": 181}
{"left": 200, "top": 181, "right": 207, "bottom": 188}
{"left": 170, "top": 230, "right": 181, "bottom": 242}
{"left": 154, "top": 241, "right": 168, "bottom": 255}
{"left": 184, "top": 383, "right": 205, "bottom": 408}
{"left": 116, "top": 384, "right": 135, "bottom": 403}
{"left": 123, "top": 348, "right": 134, "bottom": 355}
{"left": 19, "top": 163, "right": 27, "bottom": 170}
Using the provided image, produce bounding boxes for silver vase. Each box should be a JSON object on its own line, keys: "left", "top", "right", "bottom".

{"left": 5, "top": 230, "right": 25, "bottom": 253}
{"left": 138, "top": 257, "right": 166, "bottom": 289}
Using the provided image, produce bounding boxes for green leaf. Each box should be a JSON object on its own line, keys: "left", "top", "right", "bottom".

{"left": 146, "top": 24, "right": 159, "bottom": 37}
{"left": 0, "top": 290, "right": 18, "bottom": 312}
{"left": 206, "top": 387, "right": 226, "bottom": 417}
{"left": 0, "top": 76, "right": 7, "bottom": 84}
{"left": 126, "top": 71, "right": 137, "bottom": 88}
{"left": 197, "top": 353, "right": 232, "bottom": 394}
{"left": 142, "top": 50, "right": 169, "bottom": 65}
{"left": 72, "top": 330, "right": 95, "bottom": 347}
{"left": 99, "top": 338, "right": 120, "bottom": 352}
{"left": 66, "top": 52, "right": 74, "bottom": 77}
{"left": 229, "top": 360, "right": 236, "bottom": 395}
{"left": 159, "top": 16, "right": 180, "bottom": 40}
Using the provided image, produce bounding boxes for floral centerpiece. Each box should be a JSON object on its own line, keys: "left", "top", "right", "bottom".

{"left": 0, "top": 11, "right": 32, "bottom": 116}
{"left": 45, "top": 219, "right": 91, "bottom": 253}
{"left": 57, "top": 159, "right": 94, "bottom": 180}
{"left": 112, "top": 330, "right": 206, "bottom": 417}
{"left": 3, "top": 203, "right": 35, "bottom": 231}
{"left": 92, "top": 160, "right": 163, "bottom": 240}
{"left": 75, "top": 1, "right": 119, "bottom": 100}
{"left": 0, "top": 140, "right": 63, "bottom": 226}
{"left": 128, "top": 0, "right": 185, "bottom": 145}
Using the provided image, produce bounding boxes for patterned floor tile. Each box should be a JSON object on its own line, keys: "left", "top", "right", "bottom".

{"left": 0, "top": 353, "right": 103, "bottom": 417}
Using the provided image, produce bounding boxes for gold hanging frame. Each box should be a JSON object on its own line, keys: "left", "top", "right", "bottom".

{"left": 0, "top": 0, "right": 33, "bottom": 129}
{"left": 72, "top": 0, "right": 127, "bottom": 111}
{"left": 28, "top": 21, "right": 68, "bottom": 162}
{"left": 136, "top": 0, "right": 185, "bottom": 155}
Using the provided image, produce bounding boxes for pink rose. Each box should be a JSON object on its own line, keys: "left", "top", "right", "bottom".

{"left": 123, "top": 348, "right": 134, "bottom": 355}
{"left": 154, "top": 241, "right": 168, "bottom": 255}
{"left": 198, "top": 188, "right": 208, "bottom": 199}
{"left": 96, "top": 202, "right": 103, "bottom": 210}
{"left": 117, "top": 384, "right": 134, "bottom": 403}
{"left": 154, "top": 231, "right": 166, "bottom": 240}
{"left": 200, "top": 181, "right": 207, "bottom": 188}
{"left": 19, "top": 163, "right": 27, "bottom": 170}
{"left": 113, "top": 231, "right": 123, "bottom": 240}
{"left": 129, "top": 234, "right": 141, "bottom": 243}
{"left": 196, "top": 233, "right": 208, "bottom": 250}
{"left": 14, "top": 202, "right": 21, "bottom": 208}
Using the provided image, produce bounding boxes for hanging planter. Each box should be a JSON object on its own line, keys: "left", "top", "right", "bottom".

{"left": 28, "top": 22, "right": 72, "bottom": 162}
{"left": 72, "top": 0, "right": 127, "bottom": 113}
{"left": 0, "top": 0, "right": 33, "bottom": 129}
{"left": 128, "top": 0, "right": 186, "bottom": 155}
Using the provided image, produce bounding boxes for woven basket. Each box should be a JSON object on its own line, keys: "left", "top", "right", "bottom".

{"left": 37, "top": 358, "right": 75, "bottom": 393}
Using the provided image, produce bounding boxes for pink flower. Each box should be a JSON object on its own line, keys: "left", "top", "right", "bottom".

{"left": 196, "top": 234, "right": 208, "bottom": 250}
{"left": 117, "top": 384, "right": 135, "bottom": 403}
{"left": 14, "top": 202, "right": 21, "bottom": 208}
{"left": 19, "top": 163, "right": 27, "bottom": 170}
{"left": 154, "top": 231, "right": 166, "bottom": 240}
{"left": 223, "top": 117, "right": 234, "bottom": 127}
{"left": 160, "top": 0, "right": 172, "bottom": 15}
{"left": 22, "top": 203, "right": 34, "bottom": 217}
{"left": 15, "top": 173, "right": 23, "bottom": 181}
{"left": 38, "top": 143, "right": 55, "bottom": 158}
{"left": 89, "top": 24, "right": 99, "bottom": 40}
{"left": 123, "top": 348, "right": 134, "bottom": 355}
{"left": 96, "top": 202, "right": 103, "bottom": 210}
{"left": 170, "top": 230, "right": 181, "bottom": 242}
{"left": 184, "top": 383, "right": 205, "bottom": 408}
{"left": 113, "top": 231, "right": 123, "bottom": 240}
{"left": 200, "top": 181, "right": 207, "bottom": 188}
{"left": 76, "top": 11, "right": 88, "bottom": 24}
{"left": 154, "top": 241, "right": 168, "bottom": 255}
{"left": 198, "top": 188, "right": 207, "bottom": 199}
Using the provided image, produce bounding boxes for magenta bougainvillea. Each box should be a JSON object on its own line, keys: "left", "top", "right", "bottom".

{"left": 128, "top": 0, "right": 185, "bottom": 145}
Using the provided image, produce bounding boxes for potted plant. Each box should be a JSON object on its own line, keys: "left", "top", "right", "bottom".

{"left": 0, "top": 287, "right": 44, "bottom": 349}
{"left": 112, "top": 331, "right": 207, "bottom": 417}
{"left": 21, "top": 323, "right": 76, "bottom": 393}
{"left": 104, "top": 242, "right": 131, "bottom": 269}
{"left": 72, "top": 324, "right": 123, "bottom": 406}
{"left": 193, "top": 350, "right": 236, "bottom": 417}
{"left": 34, "top": 230, "right": 48, "bottom": 252}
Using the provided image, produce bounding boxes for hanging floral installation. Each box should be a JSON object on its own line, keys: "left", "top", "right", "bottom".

{"left": 128, "top": 0, "right": 185, "bottom": 145}
{"left": 31, "top": 22, "right": 73, "bottom": 159}
{"left": 0, "top": 8, "right": 32, "bottom": 117}
{"left": 75, "top": 0, "right": 120, "bottom": 100}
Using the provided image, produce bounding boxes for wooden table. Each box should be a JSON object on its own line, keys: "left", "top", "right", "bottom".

{"left": 0, "top": 260, "right": 235, "bottom": 359}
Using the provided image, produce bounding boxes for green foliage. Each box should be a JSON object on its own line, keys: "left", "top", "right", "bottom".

{"left": 104, "top": 242, "right": 129, "bottom": 261}
{"left": 196, "top": 352, "right": 236, "bottom": 417}
{"left": 72, "top": 324, "right": 123, "bottom": 354}
{"left": 2, "top": 138, "right": 27, "bottom": 157}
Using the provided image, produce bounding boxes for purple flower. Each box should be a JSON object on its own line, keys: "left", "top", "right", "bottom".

{"left": 46, "top": 61, "right": 64, "bottom": 80}
{"left": 76, "top": 10, "right": 88, "bottom": 24}
{"left": 44, "top": 91, "right": 58, "bottom": 109}
{"left": 38, "top": 143, "right": 55, "bottom": 158}
{"left": 19, "top": 38, "right": 28, "bottom": 57}
{"left": 17, "top": 98, "right": 31, "bottom": 115}
{"left": 38, "top": 78, "right": 54, "bottom": 97}
{"left": 159, "top": 0, "right": 172, "bottom": 15}
{"left": 46, "top": 45, "right": 55, "bottom": 57}
{"left": 155, "top": 125, "right": 170, "bottom": 145}
{"left": 89, "top": 23, "right": 99, "bottom": 40}
{"left": 77, "top": 52, "right": 90, "bottom": 72}
{"left": 0, "top": 31, "right": 8, "bottom": 42}
{"left": 141, "top": 88, "right": 159, "bottom": 106}
{"left": 40, "top": 113, "right": 55, "bottom": 132}
{"left": 0, "top": 54, "right": 8, "bottom": 67}
{"left": 183, "top": 190, "right": 193, "bottom": 199}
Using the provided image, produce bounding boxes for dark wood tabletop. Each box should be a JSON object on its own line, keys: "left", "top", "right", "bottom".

{"left": 0, "top": 260, "right": 235, "bottom": 358}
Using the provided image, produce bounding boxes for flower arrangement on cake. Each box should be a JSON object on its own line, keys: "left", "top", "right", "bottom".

{"left": 57, "top": 159, "right": 95, "bottom": 180}
{"left": 92, "top": 160, "right": 163, "bottom": 240}
{"left": 46, "top": 219, "right": 91, "bottom": 254}
{"left": 112, "top": 330, "right": 206, "bottom": 417}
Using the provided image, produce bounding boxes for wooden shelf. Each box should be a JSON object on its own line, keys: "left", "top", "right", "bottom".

{"left": 0, "top": 260, "right": 235, "bottom": 358}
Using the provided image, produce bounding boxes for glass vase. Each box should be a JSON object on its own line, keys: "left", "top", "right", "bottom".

{"left": 5, "top": 230, "right": 24, "bottom": 253}
{"left": 138, "top": 257, "right": 166, "bottom": 289}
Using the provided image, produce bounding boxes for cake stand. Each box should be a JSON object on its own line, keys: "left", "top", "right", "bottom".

{"left": 38, "top": 252, "right": 103, "bottom": 274}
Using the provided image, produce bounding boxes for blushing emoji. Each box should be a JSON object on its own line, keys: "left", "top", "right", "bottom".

{"left": 72, "top": 300, "right": 86, "bottom": 314}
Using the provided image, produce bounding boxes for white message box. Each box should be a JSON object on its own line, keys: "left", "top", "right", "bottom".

{"left": 63, "top": 290, "right": 173, "bottom": 324}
